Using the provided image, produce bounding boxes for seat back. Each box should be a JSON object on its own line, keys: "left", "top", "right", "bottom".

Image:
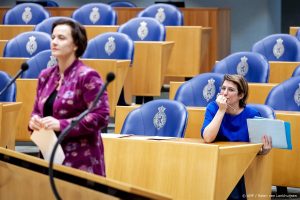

{"left": 0, "top": 71, "right": 16, "bottom": 102}
{"left": 34, "top": 16, "right": 74, "bottom": 35}
{"left": 22, "top": 50, "right": 57, "bottom": 78}
{"left": 212, "top": 51, "right": 270, "bottom": 83}
{"left": 3, "top": 3, "right": 50, "bottom": 25}
{"left": 3, "top": 31, "right": 51, "bottom": 57}
{"left": 265, "top": 76, "right": 300, "bottom": 111}
{"left": 252, "top": 34, "right": 300, "bottom": 61}
{"left": 248, "top": 104, "right": 275, "bottom": 119}
{"left": 82, "top": 32, "right": 134, "bottom": 60}
{"left": 174, "top": 72, "right": 224, "bottom": 107}
{"left": 118, "top": 17, "right": 165, "bottom": 41}
{"left": 137, "top": 3, "right": 183, "bottom": 26}
{"left": 72, "top": 3, "right": 116, "bottom": 25}
{"left": 292, "top": 64, "right": 300, "bottom": 77}
{"left": 121, "top": 99, "right": 188, "bottom": 137}
{"left": 109, "top": 1, "right": 136, "bottom": 7}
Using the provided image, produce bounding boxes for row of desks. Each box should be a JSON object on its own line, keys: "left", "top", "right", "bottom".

{"left": 0, "top": 7, "right": 231, "bottom": 68}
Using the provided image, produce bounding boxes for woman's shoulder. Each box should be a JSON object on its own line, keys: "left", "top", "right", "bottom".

{"left": 38, "top": 65, "right": 58, "bottom": 79}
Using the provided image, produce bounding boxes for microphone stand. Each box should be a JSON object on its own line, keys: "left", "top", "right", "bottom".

{"left": 48, "top": 73, "right": 114, "bottom": 200}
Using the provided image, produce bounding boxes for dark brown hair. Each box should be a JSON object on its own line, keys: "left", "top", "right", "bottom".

{"left": 222, "top": 74, "right": 249, "bottom": 108}
{"left": 52, "top": 18, "right": 87, "bottom": 58}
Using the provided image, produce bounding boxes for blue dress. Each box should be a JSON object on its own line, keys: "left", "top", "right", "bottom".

{"left": 201, "top": 101, "right": 260, "bottom": 200}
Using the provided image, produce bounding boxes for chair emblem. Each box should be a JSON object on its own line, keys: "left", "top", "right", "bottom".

{"left": 26, "top": 36, "right": 37, "bottom": 55}
{"left": 22, "top": 7, "right": 32, "bottom": 24}
{"left": 294, "top": 83, "right": 300, "bottom": 106}
{"left": 203, "top": 78, "right": 216, "bottom": 102}
{"left": 273, "top": 38, "right": 284, "bottom": 59}
{"left": 153, "top": 106, "right": 167, "bottom": 130}
{"left": 237, "top": 56, "right": 249, "bottom": 76}
{"left": 47, "top": 56, "right": 57, "bottom": 68}
{"left": 155, "top": 8, "right": 166, "bottom": 23}
{"left": 89, "top": 7, "right": 100, "bottom": 24}
{"left": 104, "top": 36, "right": 116, "bottom": 56}
{"left": 137, "top": 21, "right": 148, "bottom": 40}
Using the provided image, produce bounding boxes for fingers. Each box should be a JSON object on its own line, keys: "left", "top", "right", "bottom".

{"left": 40, "top": 117, "right": 60, "bottom": 131}
{"left": 29, "top": 115, "right": 43, "bottom": 131}
{"left": 260, "top": 135, "right": 272, "bottom": 155}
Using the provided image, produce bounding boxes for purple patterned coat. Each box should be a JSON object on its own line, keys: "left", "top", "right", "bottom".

{"left": 31, "top": 59, "right": 109, "bottom": 176}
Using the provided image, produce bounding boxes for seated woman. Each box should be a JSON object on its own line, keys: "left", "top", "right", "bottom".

{"left": 201, "top": 74, "right": 272, "bottom": 199}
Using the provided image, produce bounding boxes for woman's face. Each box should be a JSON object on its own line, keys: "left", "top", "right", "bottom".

{"left": 220, "top": 80, "right": 243, "bottom": 106}
{"left": 51, "top": 24, "right": 77, "bottom": 59}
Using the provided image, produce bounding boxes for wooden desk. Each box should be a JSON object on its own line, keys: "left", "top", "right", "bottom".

{"left": 0, "top": 147, "right": 170, "bottom": 200}
{"left": 0, "top": 25, "right": 118, "bottom": 40}
{"left": 115, "top": 105, "right": 300, "bottom": 189}
{"left": 165, "top": 26, "right": 212, "bottom": 77}
{"left": 169, "top": 81, "right": 277, "bottom": 105}
{"left": 103, "top": 136, "right": 272, "bottom": 200}
{"left": 273, "top": 111, "right": 300, "bottom": 188}
{"left": 269, "top": 61, "right": 300, "bottom": 83}
{"left": 128, "top": 41, "right": 174, "bottom": 96}
{"left": 0, "top": 7, "right": 230, "bottom": 69}
{"left": 0, "top": 102, "right": 22, "bottom": 150}
{"left": 0, "top": 40, "right": 7, "bottom": 56}
{"left": 289, "top": 26, "right": 298, "bottom": 36}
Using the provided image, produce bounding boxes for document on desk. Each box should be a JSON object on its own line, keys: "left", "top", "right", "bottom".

{"left": 31, "top": 129, "right": 65, "bottom": 164}
{"left": 247, "top": 118, "right": 292, "bottom": 150}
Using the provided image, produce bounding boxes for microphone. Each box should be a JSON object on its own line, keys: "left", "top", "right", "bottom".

{"left": 48, "top": 72, "right": 115, "bottom": 200}
{"left": 0, "top": 63, "right": 29, "bottom": 96}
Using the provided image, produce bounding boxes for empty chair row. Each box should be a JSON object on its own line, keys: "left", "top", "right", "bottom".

{"left": 3, "top": 3, "right": 182, "bottom": 26}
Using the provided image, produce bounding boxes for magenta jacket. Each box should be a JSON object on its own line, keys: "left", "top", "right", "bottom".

{"left": 31, "top": 59, "right": 109, "bottom": 176}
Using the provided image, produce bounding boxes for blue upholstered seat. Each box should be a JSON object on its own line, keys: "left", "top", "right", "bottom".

{"left": 174, "top": 73, "right": 224, "bottom": 107}
{"left": 121, "top": 99, "right": 188, "bottom": 137}
{"left": 0, "top": 71, "right": 16, "bottom": 102}
{"left": 137, "top": 3, "right": 183, "bottom": 26}
{"left": 118, "top": 17, "right": 165, "bottom": 41}
{"left": 3, "top": 31, "right": 51, "bottom": 57}
{"left": 265, "top": 76, "right": 300, "bottom": 111}
{"left": 248, "top": 104, "right": 275, "bottom": 119}
{"left": 252, "top": 34, "right": 300, "bottom": 61}
{"left": 34, "top": 16, "right": 74, "bottom": 35}
{"left": 109, "top": 1, "right": 136, "bottom": 7}
{"left": 82, "top": 32, "right": 134, "bottom": 60}
{"left": 72, "top": 3, "right": 117, "bottom": 25}
{"left": 292, "top": 65, "right": 300, "bottom": 77}
{"left": 212, "top": 52, "right": 270, "bottom": 83}
{"left": 22, "top": 50, "right": 57, "bottom": 78}
{"left": 3, "top": 3, "right": 50, "bottom": 25}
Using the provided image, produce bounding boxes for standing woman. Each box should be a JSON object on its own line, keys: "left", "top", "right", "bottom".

{"left": 201, "top": 74, "right": 272, "bottom": 199}
{"left": 29, "top": 18, "right": 109, "bottom": 176}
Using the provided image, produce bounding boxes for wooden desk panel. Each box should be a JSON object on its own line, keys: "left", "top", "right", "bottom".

{"left": 103, "top": 136, "right": 271, "bottom": 200}
{"left": 165, "top": 26, "right": 211, "bottom": 77}
{"left": 269, "top": 61, "right": 300, "bottom": 83}
{"left": 0, "top": 25, "right": 34, "bottom": 40}
{"left": 289, "top": 26, "right": 298, "bottom": 36}
{"left": 0, "top": 57, "right": 28, "bottom": 75}
{"left": 169, "top": 81, "right": 277, "bottom": 104}
{"left": 129, "top": 41, "right": 174, "bottom": 96}
{"left": 0, "top": 147, "right": 170, "bottom": 200}
{"left": 115, "top": 105, "right": 300, "bottom": 189}
{"left": 0, "top": 40, "right": 7, "bottom": 56}
{"left": 0, "top": 103, "right": 22, "bottom": 150}
{"left": 273, "top": 111, "right": 300, "bottom": 187}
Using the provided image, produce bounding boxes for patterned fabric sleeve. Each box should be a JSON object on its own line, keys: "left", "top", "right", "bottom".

{"left": 58, "top": 70, "right": 110, "bottom": 137}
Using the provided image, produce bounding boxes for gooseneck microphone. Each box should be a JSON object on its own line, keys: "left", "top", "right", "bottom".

{"left": 0, "top": 63, "right": 29, "bottom": 96}
{"left": 49, "top": 72, "right": 115, "bottom": 200}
